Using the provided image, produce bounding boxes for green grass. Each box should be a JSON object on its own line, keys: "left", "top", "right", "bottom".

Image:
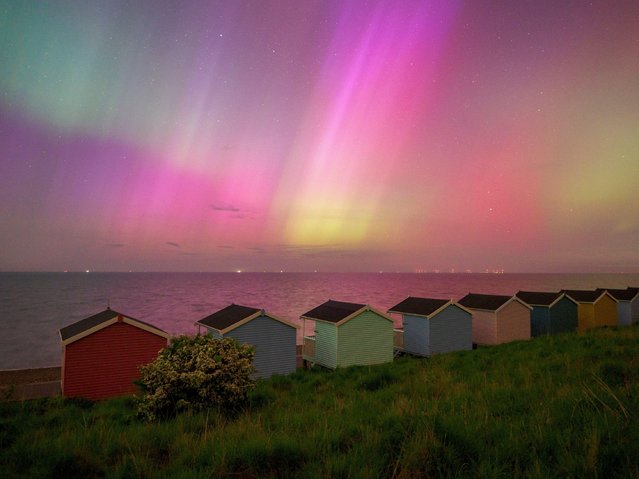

{"left": 2, "top": 326, "right": 639, "bottom": 478}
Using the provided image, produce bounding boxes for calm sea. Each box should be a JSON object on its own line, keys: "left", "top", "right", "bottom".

{"left": 1, "top": 272, "right": 638, "bottom": 369}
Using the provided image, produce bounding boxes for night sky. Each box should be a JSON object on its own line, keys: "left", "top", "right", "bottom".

{"left": 1, "top": 1, "right": 638, "bottom": 273}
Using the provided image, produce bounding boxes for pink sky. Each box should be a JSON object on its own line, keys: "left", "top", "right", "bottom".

{"left": 1, "top": 1, "right": 638, "bottom": 272}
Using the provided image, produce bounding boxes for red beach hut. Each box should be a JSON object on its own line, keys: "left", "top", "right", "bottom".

{"left": 59, "top": 308, "right": 169, "bottom": 400}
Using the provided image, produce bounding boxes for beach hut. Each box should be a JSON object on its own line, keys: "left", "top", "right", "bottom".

{"left": 457, "top": 293, "right": 531, "bottom": 345}
{"left": 59, "top": 308, "right": 169, "bottom": 400}
{"left": 562, "top": 290, "right": 617, "bottom": 331}
{"left": 597, "top": 288, "right": 639, "bottom": 326}
{"left": 387, "top": 297, "right": 472, "bottom": 356}
{"left": 301, "top": 299, "right": 393, "bottom": 369}
{"left": 195, "top": 304, "right": 298, "bottom": 379}
{"left": 630, "top": 288, "right": 639, "bottom": 324}
{"left": 515, "top": 291, "right": 578, "bottom": 336}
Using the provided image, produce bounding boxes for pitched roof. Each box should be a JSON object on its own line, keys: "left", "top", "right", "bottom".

{"left": 388, "top": 297, "right": 450, "bottom": 317}
{"left": 562, "top": 289, "right": 605, "bottom": 303}
{"left": 301, "top": 299, "right": 366, "bottom": 323}
{"left": 516, "top": 291, "right": 563, "bottom": 307}
{"left": 59, "top": 308, "right": 168, "bottom": 343}
{"left": 458, "top": 293, "right": 514, "bottom": 311}
{"left": 597, "top": 288, "right": 638, "bottom": 301}
{"left": 196, "top": 304, "right": 261, "bottom": 331}
{"left": 195, "top": 304, "right": 298, "bottom": 334}
{"left": 628, "top": 287, "right": 639, "bottom": 298}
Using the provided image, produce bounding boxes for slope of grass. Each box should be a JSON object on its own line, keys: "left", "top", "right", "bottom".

{"left": 1, "top": 325, "right": 638, "bottom": 478}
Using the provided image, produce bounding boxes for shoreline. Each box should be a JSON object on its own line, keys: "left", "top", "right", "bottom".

{"left": 0, "top": 366, "right": 61, "bottom": 401}
{"left": 0, "top": 366, "right": 61, "bottom": 385}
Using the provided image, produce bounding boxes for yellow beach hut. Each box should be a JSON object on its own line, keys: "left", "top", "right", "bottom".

{"left": 562, "top": 290, "right": 617, "bottom": 331}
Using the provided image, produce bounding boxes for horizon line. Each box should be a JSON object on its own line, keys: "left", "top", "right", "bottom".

{"left": 1, "top": 270, "right": 638, "bottom": 275}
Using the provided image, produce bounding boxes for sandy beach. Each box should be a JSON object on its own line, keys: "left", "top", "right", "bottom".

{"left": 0, "top": 366, "right": 61, "bottom": 400}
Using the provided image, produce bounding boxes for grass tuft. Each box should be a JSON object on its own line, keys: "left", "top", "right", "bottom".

{"left": 358, "top": 368, "right": 398, "bottom": 391}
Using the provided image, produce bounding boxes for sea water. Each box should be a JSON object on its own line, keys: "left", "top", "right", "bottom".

{"left": 1, "top": 272, "right": 637, "bottom": 369}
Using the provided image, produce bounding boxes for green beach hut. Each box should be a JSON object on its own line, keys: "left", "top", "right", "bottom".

{"left": 301, "top": 299, "right": 393, "bottom": 369}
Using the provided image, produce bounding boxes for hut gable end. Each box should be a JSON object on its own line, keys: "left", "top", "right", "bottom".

{"left": 496, "top": 300, "right": 531, "bottom": 343}
{"left": 337, "top": 310, "right": 393, "bottom": 367}
{"left": 471, "top": 309, "right": 497, "bottom": 345}
{"left": 548, "top": 296, "right": 578, "bottom": 334}
{"left": 59, "top": 308, "right": 168, "bottom": 345}
{"left": 63, "top": 321, "right": 167, "bottom": 400}
{"left": 428, "top": 305, "right": 473, "bottom": 355}
{"left": 226, "top": 315, "right": 297, "bottom": 378}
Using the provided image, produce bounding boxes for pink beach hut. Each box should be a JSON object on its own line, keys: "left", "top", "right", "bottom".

{"left": 458, "top": 293, "right": 531, "bottom": 345}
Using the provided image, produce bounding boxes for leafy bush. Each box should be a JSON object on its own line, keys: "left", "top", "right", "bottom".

{"left": 136, "top": 335, "right": 255, "bottom": 420}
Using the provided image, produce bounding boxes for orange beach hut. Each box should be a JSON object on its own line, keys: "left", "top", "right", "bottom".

{"left": 597, "top": 288, "right": 639, "bottom": 326}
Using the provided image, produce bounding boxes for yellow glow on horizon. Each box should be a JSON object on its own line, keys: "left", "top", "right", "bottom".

{"left": 284, "top": 201, "right": 374, "bottom": 245}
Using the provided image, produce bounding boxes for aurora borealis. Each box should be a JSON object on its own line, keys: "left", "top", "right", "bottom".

{"left": 1, "top": 1, "right": 638, "bottom": 273}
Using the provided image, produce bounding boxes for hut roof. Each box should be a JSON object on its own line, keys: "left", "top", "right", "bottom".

{"left": 628, "top": 287, "right": 639, "bottom": 298}
{"left": 388, "top": 297, "right": 471, "bottom": 318}
{"left": 388, "top": 297, "right": 448, "bottom": 316}
{"left": 301, "top": 300, "right": 366, "bottom": 323}
{"left": 596, "top": 288, "right": 638, "bottom": 301}
{"left": 197, "top": 304, "right": 260, "bottom": 330}
{"left": 516, "top": 291, "right": 564, "bottom": 307}
{"left": 59, "top": 308, "right": 168, "bottom": 345}
{"left": 562, "top": 289, "right": 607, "bottom": 303}
{"left": 196, "top": 304, "right": 298, "bottom": 334}
{"left": 458, "top": 293, "right": 529, "bottom": 312}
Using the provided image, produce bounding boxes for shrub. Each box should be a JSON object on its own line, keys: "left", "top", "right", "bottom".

{"left": 136, "top": 335, "right": 255, "bottom": 420}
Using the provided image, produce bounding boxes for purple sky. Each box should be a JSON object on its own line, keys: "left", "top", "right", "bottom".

{"left": 1, "top": 1, "right": 638, "bottom": 272}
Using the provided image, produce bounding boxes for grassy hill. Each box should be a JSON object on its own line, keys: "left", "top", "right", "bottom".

{"left": 2, "top": 325, "right": 638, "bottom": 478}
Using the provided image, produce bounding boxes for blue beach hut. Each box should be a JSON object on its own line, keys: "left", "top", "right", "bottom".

{"left": 195, "top": 304, "right": 298, "bottom": 379}
{"left": 388, "top": 297, "right": 473, "bottom": 357}
{"left": 515, "top": 291, "right": 578, "bottom": 336}
{"left": 630, "top": 288, "right": 639, "bottom": 324}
